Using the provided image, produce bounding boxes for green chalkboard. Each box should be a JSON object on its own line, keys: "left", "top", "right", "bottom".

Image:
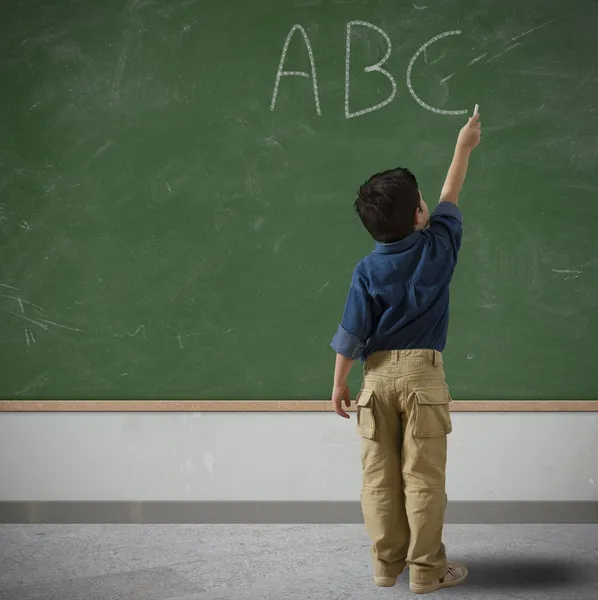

{"left": 1, "top": 0, "right": 597, "bottom": 401}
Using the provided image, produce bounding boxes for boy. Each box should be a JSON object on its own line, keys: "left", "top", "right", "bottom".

{"left": 330, "top": 111, "right": 482, "bottom": 594}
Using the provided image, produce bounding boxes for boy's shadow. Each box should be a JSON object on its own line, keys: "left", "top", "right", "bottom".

{"left": 455, "top": 556, "right": 596, "bottom": 591}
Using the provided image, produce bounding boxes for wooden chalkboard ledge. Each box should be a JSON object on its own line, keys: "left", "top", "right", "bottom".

{"left": 0, "top": 401, "right": 596, "bottom": 412}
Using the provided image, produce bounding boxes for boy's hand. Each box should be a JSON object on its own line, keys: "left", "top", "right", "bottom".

{"left": 456, "top": 111, "right": 481, "bottom": 151}
{"left": 331, "top": 384, "right": 351, "bottom": 419}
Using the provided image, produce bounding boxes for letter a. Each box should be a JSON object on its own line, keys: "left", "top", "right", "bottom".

{"left": 345, "top": 21, "right": 397, "bottom": 119}
{"left": 270, "top": 25, "right": 321, "bottom": 115}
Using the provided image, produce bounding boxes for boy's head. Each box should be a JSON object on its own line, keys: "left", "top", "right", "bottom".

{"left": 354, "top": 167, "right": 429, "bottom": 243}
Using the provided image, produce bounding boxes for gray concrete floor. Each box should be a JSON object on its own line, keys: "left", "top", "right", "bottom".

{"left": 0, "top": 524, "right": 597, "bottom": 599}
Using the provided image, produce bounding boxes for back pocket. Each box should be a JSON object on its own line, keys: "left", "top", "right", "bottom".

{"left": 356, "top": 390, "right": 376, "bottom": 440}
{"left": 412, "top": 383, "right": 452, "bottom": 438}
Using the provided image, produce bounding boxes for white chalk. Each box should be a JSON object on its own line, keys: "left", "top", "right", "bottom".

{"left": 473, "top": 103, "right": 479, "bottom": 116}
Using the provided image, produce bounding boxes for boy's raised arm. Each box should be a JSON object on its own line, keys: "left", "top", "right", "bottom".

{"left": 440, "top": 107, "right": 482, "bottom": 206}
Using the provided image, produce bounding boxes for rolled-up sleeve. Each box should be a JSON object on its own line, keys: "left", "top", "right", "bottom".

{"left": 426, "top": 201, "right": 463, "bottom": 261}
{"left": 331, "top": 324, "right": 366, "bottom": 360}
{"left": 330, "top": 272, "right": 375, "bottom": 360}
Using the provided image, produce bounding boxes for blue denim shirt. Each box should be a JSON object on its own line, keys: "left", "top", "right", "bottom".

{"left": 331, "top": 202, "right": 463, "bottom": 360}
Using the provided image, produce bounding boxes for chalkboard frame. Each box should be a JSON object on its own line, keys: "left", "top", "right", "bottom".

{"left": 0, "top": 401, "right": 596, "bottom": 412}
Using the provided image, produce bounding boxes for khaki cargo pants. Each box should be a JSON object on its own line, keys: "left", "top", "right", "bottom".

{"left": 355, "top": 349, "right": 452, "bottom": 585}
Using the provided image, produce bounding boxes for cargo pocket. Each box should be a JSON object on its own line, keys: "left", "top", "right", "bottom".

{"left": 356, "top": 390, "right": 376, "bottom": 440}
{"left": 413, "top": 383, "right": 452, "bottom": 438}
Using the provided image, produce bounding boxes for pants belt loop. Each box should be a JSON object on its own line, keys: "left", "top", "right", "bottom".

{"left": 392, "top": 350, "right": 399, "bottom": 364}
{"left": 432, "top": 350, "right": 437, "bottom": 366}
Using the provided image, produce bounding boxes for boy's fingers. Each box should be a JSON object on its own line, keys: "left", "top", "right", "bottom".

{"left": 332, "top": 396, "right": 350, "bottom": 418}
{"left": 336, "top": 407, "right": 350, "bottom": 418}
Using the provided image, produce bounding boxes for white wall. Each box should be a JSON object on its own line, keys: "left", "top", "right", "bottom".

{"left": 0, "top": 412, "right": 597, "bottom": 502}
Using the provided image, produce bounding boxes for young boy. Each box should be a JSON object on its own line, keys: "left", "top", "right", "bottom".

{"left": 330, "top": 111, "right": 482, "bottom": 594}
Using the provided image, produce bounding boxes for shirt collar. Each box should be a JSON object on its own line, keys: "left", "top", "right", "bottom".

{"left": 373, "top": 231, "right": 421, "bottom": 254}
